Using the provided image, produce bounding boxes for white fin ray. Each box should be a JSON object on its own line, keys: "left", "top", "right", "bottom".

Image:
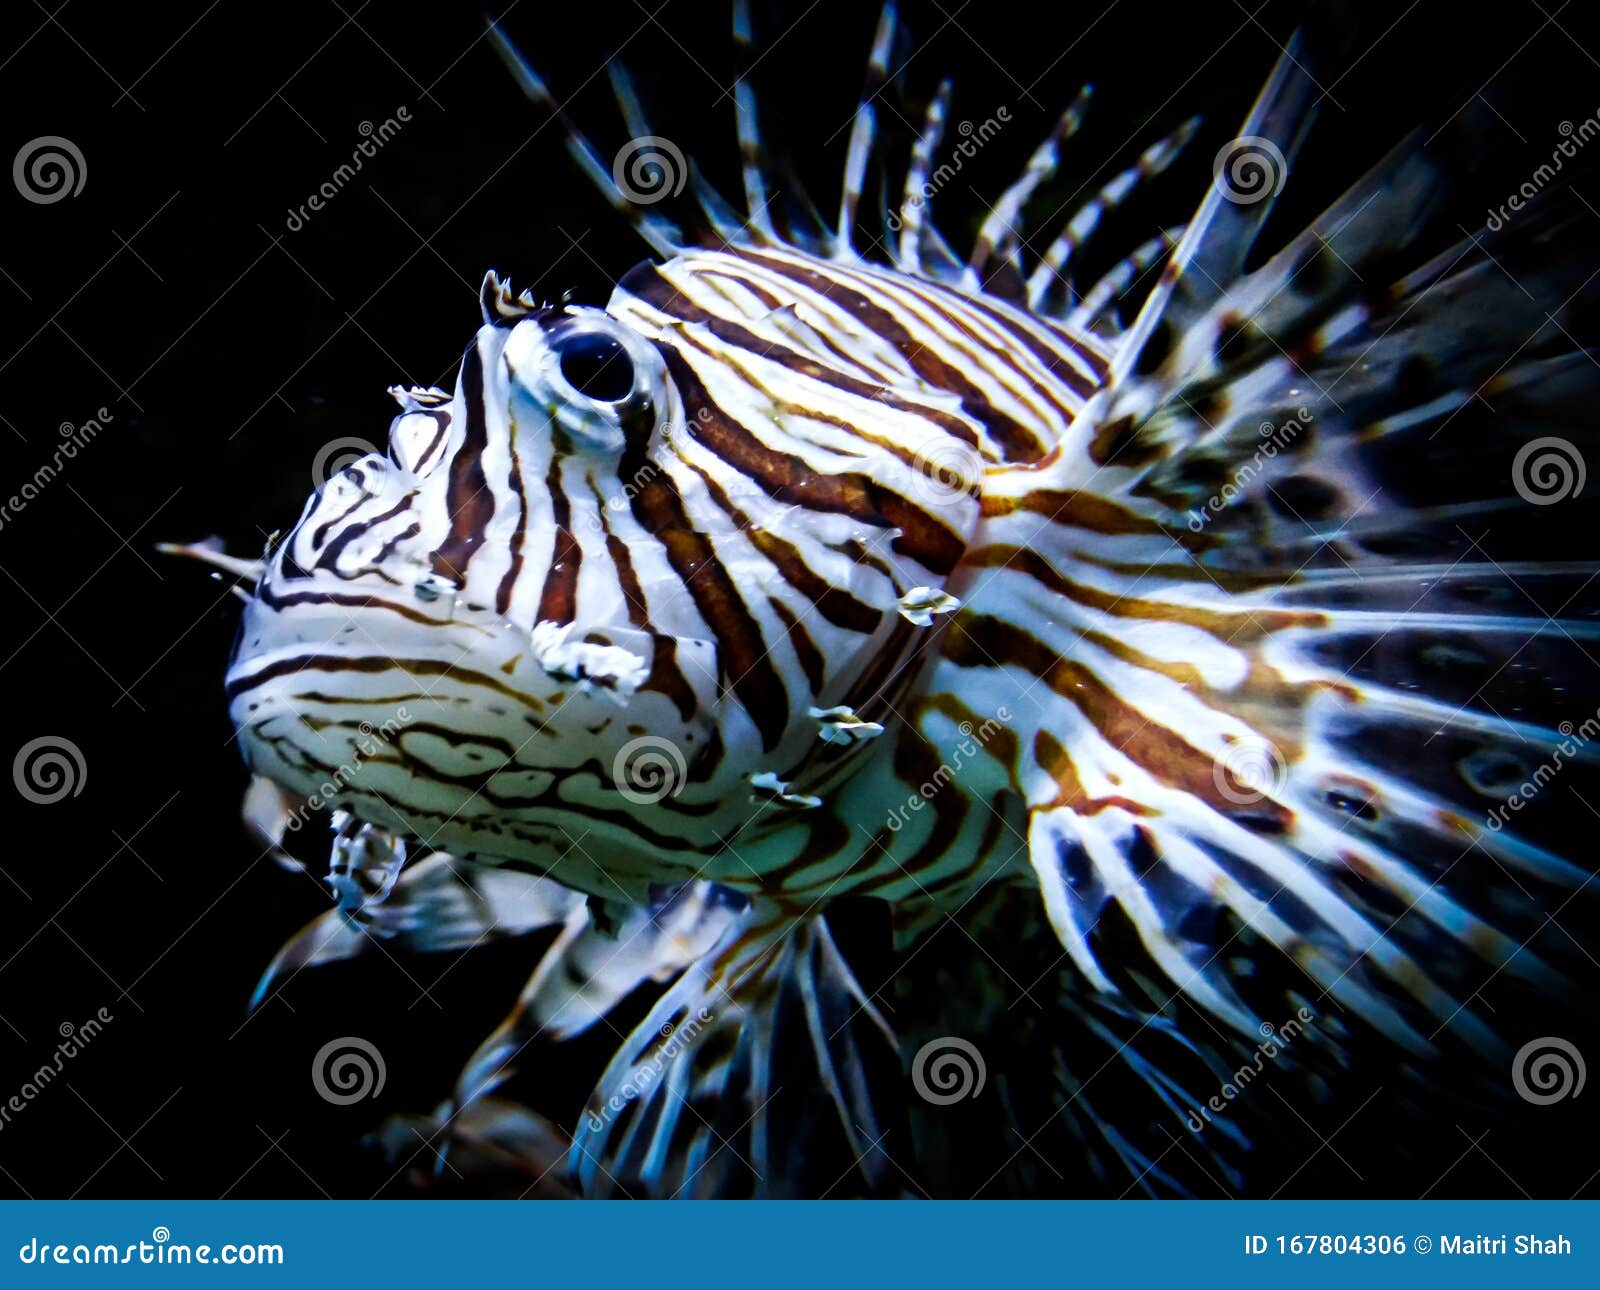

{"left": 1026, "top": 115, "right": 1197, "bottom": 313}
{"left": 836, "top": 3, "right": 899, "bottom": 254}
{"left": 968, "top": 86, "right": 1093, "bottom": 288}
{"left": 489, "top": 21, "right": 684, "bottom": 257}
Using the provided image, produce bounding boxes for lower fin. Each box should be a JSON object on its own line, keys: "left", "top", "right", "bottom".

{"left": 569, "top": 901, "right": 903, "bottom": 1198}
{"left": 454, "top": 882, "right": 744, "bottom": 1103}
{"left": 250, "top": 843, "right": 583, "bottom": 1009}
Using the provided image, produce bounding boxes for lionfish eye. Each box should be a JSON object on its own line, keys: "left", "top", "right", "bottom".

{"left": 555, "top": 331, "right": 634, "bottom": 403}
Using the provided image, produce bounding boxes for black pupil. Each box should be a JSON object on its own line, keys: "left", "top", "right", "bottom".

{"left": 558, "top": 333, "right": 633, "bottom": 402}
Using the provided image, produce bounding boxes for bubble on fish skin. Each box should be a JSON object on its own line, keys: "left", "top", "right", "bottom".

{"left": 1212, "top": 134, "right": 1287, "bottom": 206}
{"left": 911, "top": 1036, "right": 986, "bottom": 1105}
{"left": 311, "top": 1035, "right": 387, "bottom": 1105}
{"left": 1511, "top": 1036, "right": 1586, "bottom": 1105}
{"left": 612, "top": 135, "right": 687, "bottom": 206}
{"left": 613, "top": 736, "right": 687, "bottom": 805}
{"left": 1212, "top": 737, "right": 1287, "bottom": 806}
{"left": 13, "top": 135, "right": 86, "bottom": 204}
{"left": 12, "top": 735, "right": 87, "bottom": 805}
{"left": 1511, "top": 436, "right": 1586, "bottom": 506}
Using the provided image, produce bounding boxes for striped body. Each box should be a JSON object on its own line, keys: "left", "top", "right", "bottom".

{"left": 227, "top": 244, "right": 1112, "bottom": 907}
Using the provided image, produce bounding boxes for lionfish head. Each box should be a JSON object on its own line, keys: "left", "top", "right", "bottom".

{"left": 224, "top": 273, "right": 751, "bottom": 887}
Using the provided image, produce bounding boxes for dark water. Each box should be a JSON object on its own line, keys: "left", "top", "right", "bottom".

{"left": 2, "top": 0, "right": 1597, "bottom": 1197}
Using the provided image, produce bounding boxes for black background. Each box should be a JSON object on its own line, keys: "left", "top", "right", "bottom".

{"left": 1, "top": 0, "right": 1598, "bottom": 1198}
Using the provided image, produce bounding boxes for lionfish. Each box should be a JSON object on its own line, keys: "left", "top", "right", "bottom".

{"left": 170, "top": 3, "right": 1599, "bottom": 1196}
